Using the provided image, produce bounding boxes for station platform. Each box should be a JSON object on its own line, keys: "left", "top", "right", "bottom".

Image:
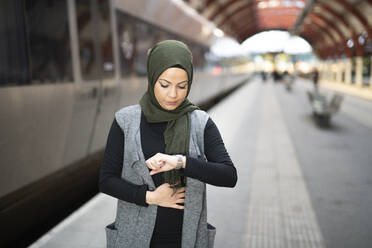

{"left": 321, "top": 80, "right": 372, "bottom": 102}
{"left": 29, "top": 76, "right": 372, "bottom": 248}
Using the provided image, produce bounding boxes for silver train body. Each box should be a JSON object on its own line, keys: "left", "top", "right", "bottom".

{"left": 0, "top": 0, "right": 248, "bottom": 246}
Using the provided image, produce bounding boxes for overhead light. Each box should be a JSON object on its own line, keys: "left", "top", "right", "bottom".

{"left": 295, "top": 1, "right": 305, "bottom": 8}
{"left": 347, "top": 39, "right": 354, "bottom": 48}
{"left": 358, "top": 35, "right": 365, "bottom": 45}
{"left": 258, "top": 0, "right": 282, "bottom": 9}
{"left": 258, "top": 2, "right": 268, "bottom": 8}
{"left": 282, "top": 1, "right": 292, "bottom": 7}
{"left": 268, "top": 0, "right": 280, "bottom": 8}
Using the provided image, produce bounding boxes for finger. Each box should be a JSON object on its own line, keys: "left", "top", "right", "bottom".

{"left": 172, "top": 190, "right": 183, "bottom": 196}
{"left": 153, "top": 155, "right": 164, "bottom": 165}
{"left": 150, "top": 164, "right": 170, "bottom": 175}
{"left": 177, "top": 192, "right": 185, "bottom": 198}
{"left": 157, "top": 160, "right": 164, "bottom": 166}
{"left": 176, "top": 187, "right": 186, "bottom": 193}
{"left": 145, "top": 160, "right": 151, "bottom": 169}
{"left": 149, "top": 160, "right": 161, "bottom": 170}
{"left": 157, "top": 165, "right": 172, "bottom": 174}
{"left": 148, "top": 163, "right": 155, "bottom": 170}
{"left": 155, "top": 152, "right": 165, "bottom": 159}
{"left": 170, "top": 187, "right": 178, "bottom": 196}
{"left": 149, "top": 168, "right": 162, "bottom": 176}
{"left": 171, "top": 204, "right": 184, "bottom": 210}
{"left": 175, "top": 198, "right": 185, "bottom": 203}
{"left": 146, "top": 159, "right": 157, "bottom": 170}
{"left": 154, "top": 159, "right": 165, "bottom": 169}
{"left": 176, "top": 190, "right": 185, "bottom": 195}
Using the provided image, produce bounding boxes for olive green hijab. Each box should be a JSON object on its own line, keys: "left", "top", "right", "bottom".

{"left": 139, "top": 40, "right": 199, "bottom": 188}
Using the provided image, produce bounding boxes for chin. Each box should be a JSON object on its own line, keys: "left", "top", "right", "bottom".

{"left": 165, "top": 106, "right": 177, "bottom": 111}
{"left": 162, "top": 104, "right": 179, "bottom": 111}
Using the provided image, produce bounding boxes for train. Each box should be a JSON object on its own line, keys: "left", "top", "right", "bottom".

{"left": 0, "top": 0, "right": 249, "bottom": 246}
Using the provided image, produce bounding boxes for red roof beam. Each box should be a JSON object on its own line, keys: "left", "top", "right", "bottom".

{"left": 332, "top": 0, "right": 372, "bottom": 39}
{"left": 217, "top": 2, "right": 255, "bottom": 27}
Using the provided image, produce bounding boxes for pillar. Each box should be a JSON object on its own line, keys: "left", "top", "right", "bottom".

{"left": 344, "top": 57, "right": 352, "bottom": 84}
{"left": 336, "top": 59, "right": 343, "bottom": 83}
{"left": 328, "top": 60, "right": 333, "bottom": 82}
{"left": 332, "top": 60, "right": 338, "bottom": 82}
{"left": 355, "top": 56, "right": 363, "bottom": 87}
{"left": 370, "top": 56, "right": 372, "bottom": 89}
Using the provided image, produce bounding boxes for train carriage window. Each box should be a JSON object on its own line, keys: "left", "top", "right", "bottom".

{"left": 0, "top": 0, "right": 73, "bottom": 86}
{"left": 112, "top": 10, "right": 208, "bottom": 79}
{"left": 153, "top": 29, "right": 169, "bottom": 44}
{"left": 97, "top": 0, "right": 114, "bottom": 79}
{"left": 76, "top": 0, "right": 100, "bottom": 81}
{"left": 133, "top": 22, "right": 155, "bottom": 76}
{"left": 25, "top": 0, "right": 73, "bottom": 84}
{"left": 0, "top": 0, "right": 29, "bottom": 86}
{"left": 116, "top": 12, "right": 135, "bottom": 77}
{"left": 192, "top": 46, "right": 207, "bottom": 71}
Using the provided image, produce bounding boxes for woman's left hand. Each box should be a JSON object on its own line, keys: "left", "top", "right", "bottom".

{"left": 145, "top": 153, "right": 182, "bottom": 175}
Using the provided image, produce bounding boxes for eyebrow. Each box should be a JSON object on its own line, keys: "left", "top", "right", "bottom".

{"left": 159, "top": 79, "right": 188, "bottom": 85}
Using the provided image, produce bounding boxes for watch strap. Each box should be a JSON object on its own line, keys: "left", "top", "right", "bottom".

{"left": 175, "top": 155, "right": 183, "bottom": 170}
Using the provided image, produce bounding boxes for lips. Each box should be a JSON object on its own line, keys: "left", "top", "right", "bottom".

{"left": 166, "top": 101, "right": 178, "bottom": 105}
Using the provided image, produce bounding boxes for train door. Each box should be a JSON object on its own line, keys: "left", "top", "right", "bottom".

{"left": 62, "top": 0, "right": 104, "bottom": 166}
{"left": 87, "top": 0, "right": 121, "bottom": 155}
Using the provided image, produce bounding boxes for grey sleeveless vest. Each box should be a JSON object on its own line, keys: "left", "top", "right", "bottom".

{"left": 105, "top": 104, "right": 216, "bottom": 248}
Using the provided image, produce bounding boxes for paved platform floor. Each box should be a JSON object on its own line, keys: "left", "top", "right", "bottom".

{"left": 29, "top": 76, "right": 372, "bottom": 248}
{"left": 321, "top": 80, "right": 372, "bottom": 101}
{"left": 207, "top": 79, "right": 324, "bottom": 248}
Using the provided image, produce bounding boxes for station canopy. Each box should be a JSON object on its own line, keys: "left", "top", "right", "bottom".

{"left": 183, "top": 0, "right": 372, "bottom": 59}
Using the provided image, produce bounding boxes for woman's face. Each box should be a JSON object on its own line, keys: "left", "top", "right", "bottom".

{"left": 154, "top": 67, "right": 188, "bottom": 111}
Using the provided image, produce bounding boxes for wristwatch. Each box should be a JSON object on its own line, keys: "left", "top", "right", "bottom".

{"left": 175, "top": 155, "right": 183, "bottom": 170}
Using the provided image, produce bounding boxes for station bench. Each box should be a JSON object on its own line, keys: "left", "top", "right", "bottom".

{"left": 307, "top": 90, "right": 343, "bottom": 125}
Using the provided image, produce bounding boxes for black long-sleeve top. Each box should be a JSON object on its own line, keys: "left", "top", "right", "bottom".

{"left": 99, "top": 111, "right": 237, "bottom": 246}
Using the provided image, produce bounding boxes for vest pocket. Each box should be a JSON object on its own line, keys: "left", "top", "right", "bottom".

{"left": 207, "top": 223, "right": 216, "bottom": 248}
{"left": 105, "top": 222, "right": 118, "bottom": 248}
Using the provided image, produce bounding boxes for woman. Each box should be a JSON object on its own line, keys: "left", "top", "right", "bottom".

{"left": 99, "top": 40, "right": 237, "bottom": 248}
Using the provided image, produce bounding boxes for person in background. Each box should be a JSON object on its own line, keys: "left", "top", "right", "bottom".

{"left": 312, "top": 67, "right": 319, "bottom": 91}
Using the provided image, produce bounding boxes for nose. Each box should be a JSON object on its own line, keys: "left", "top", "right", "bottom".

{"left": 169, "top": 86, "right": 177, "bottom": 98}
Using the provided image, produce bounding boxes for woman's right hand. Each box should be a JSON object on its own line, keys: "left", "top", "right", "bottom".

{"left": 146, "top": 183, "right": 186, "bottom": 210}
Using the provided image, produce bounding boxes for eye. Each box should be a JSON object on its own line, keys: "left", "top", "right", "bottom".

{"left": 160, "top": 83, "right": 168, "bottom": 88}
{"left": 178, "top": 84, "right": 187, "bottom": 89}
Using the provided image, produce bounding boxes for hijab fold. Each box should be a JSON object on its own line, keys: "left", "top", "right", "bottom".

{"left": 139, "top": 40, "right": 199, "bottom": 188}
